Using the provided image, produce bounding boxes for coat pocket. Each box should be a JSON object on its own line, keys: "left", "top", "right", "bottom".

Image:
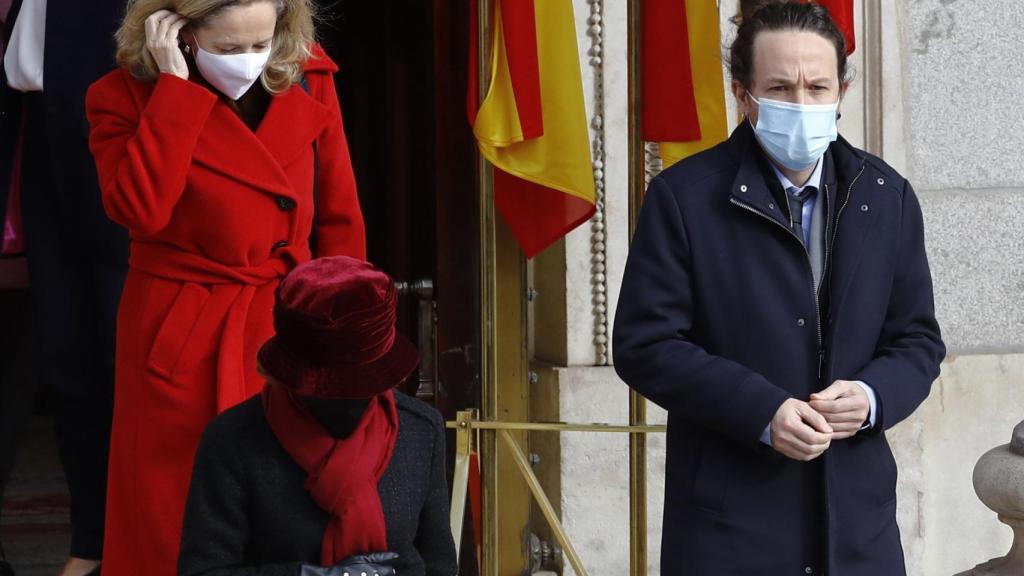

{"left": 147, "top": 283, "right": 211, "bottom": 385}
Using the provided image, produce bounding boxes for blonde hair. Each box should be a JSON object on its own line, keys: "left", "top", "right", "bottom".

{"left": 115, "top": 0, "right": 317, "bottom": 93}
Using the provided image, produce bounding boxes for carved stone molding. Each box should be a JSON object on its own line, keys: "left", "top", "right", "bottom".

{"left": 587, "top": 0, "right": 609, "bottom": 365}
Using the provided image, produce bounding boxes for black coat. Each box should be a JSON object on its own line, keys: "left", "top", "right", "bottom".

{"left": 1, "top": 0, "right": 121, "bottom": 130}
{"left": 1, "top": 0, "right": 125, "bottom": 250}
{"left": 613, "top": 121, "right": 945, "bottom": 575}
{"left": 177, "top": 392, "right": 457, "bottom": 576}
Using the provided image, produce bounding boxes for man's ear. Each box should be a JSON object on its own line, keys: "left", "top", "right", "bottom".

{"left": 732, "top": 79, "right": 750, "bottom": 117}
{"left": 837, "top": 82, "right": 849, "bottom": 120}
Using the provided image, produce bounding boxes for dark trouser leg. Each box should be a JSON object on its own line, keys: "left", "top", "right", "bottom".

{"left": 20, "top": 92, "right": 128, "bottom": 560}
{"left": 55, "top": 101, "right": 127, "bottom": 561}
{"left": 0, "top": 287, "right": 35, "bottom": 510}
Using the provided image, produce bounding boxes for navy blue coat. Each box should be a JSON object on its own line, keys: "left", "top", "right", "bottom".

{"left": 613, "top": 121, "right": 945, "bottom": 575}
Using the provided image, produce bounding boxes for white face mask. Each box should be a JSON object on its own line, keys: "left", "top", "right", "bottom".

{"left": 193, "top": 45, "right": 272, "bottom": 100}
{"left": 748, "top": 94, "right": 839, "bottom": 171}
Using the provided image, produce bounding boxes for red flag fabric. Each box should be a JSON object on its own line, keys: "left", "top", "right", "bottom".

{"left": 493, "top": 169, "right": 594, "bottom": 257}
{"left": 642, "top": 0, "right": 701, "bottom": 142}
{"left": 499, "top": 0, "right": 544, "bottom": 139}
{"left": 468, "top": 0, "right": 544, "bottom": 138}
{"left": 812, "top": 0, "right": 855, "bottom": 55}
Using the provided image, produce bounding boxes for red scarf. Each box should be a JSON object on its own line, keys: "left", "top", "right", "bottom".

{"left": 262, "top": 382, "right": 399, "bottom": 566}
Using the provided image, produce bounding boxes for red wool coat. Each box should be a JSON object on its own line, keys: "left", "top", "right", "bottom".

{"left": 86, "top": 46, "right": 365, "bottom": 575}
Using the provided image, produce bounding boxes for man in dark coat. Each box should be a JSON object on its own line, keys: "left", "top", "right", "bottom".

{"left": 1, "top": 0, "right": 128, "bottom": 574}
{"left": 613, "top": 3, "right": 944, "bottom": 575}
{"left": 178, "top": 256, "right": 457, "bottom": 576}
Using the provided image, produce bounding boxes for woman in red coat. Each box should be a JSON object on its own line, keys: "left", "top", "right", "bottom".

{"left": 85, "top": 0, "right": 365, "bottom": 573}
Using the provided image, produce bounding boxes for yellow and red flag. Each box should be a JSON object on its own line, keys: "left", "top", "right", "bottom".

{"left": 470, "top": 0, "right": 595, "bottom": 258}
{"left": 643, "top": 0, "right": 728, "bottom": 168}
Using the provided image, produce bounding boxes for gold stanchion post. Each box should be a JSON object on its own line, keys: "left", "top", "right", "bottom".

{"left": 627, "top": 1, "right": 648, "bottom": 574}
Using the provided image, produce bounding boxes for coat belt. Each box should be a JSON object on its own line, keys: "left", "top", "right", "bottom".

{"left": 130, "top": 242, "right": 292, "bottom": 411}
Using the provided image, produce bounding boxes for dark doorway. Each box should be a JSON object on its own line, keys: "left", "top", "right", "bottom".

{"left": 318, "top": 2, "right": 482, "bottom": 570}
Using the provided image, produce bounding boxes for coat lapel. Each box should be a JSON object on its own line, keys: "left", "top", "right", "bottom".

{"left": 257, "top": 83, "right": 332, "bottom": 168}
{"left": 191, "top": 83, "right": 332, "bottom": 201}
{"left": 727, "top": 122, "right": 792, "bottom": 230}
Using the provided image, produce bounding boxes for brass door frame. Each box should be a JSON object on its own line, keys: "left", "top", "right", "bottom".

{"left": 626, "top": 2, "right": 649, "bottom": 575}
{"left": 477, "top": 0, "right": 531, "bottom": 573}
{"left": 474, "top": 1, "right": 657, "bottom": 574}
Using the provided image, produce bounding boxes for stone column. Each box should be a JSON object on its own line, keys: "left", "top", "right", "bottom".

{"left": 955, "top": 421, "right": 1024, "bottom": 575}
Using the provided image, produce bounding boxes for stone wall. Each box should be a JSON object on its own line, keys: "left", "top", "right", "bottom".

{"left": 888, "top": 1, "right": 1024, "bottom": 573}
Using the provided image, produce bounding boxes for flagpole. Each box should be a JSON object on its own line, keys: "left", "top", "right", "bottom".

{"left": 627, "top": 1, "right": 648, "bottom": 575}
{"left": 863, "top": 0, "right": 883, "bottom": 156}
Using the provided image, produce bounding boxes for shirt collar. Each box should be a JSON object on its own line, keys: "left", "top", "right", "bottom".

{"left": 769, "top": 156, "right": 824, "bottom": 195}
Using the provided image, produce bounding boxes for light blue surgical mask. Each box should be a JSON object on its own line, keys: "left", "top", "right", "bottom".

{"left": 747, "top": 94, "right": 840, "bottom": 171}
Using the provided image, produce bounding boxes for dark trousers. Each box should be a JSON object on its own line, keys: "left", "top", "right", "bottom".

{"left": 0, "top": 286, "right": 32, "bottom": 510}
{"left": 14, "top": 92, "right": 128, "bottom": 559}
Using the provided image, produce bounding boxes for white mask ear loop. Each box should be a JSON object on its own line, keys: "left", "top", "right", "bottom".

{"left": 746, "top": 91, "right": 760, "bottom": 129}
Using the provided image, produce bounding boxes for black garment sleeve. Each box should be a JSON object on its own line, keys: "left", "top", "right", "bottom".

{"left": 413, "top": 412, "right": 458, "bottom": 576}
{"left": 854, "top": 180, "right": 945, "bottom": 431}
{"left": 613, "top": 176, "right": 792, "bottom": 448}
{"left": 177, "top": 423, "right": 303, "bottom": 576}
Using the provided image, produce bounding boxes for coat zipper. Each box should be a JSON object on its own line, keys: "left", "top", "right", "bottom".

{"left": 824, "top": 164, "right": 866, "bottom": 295}
{"left": 821, "top": 163, "right": 864, "bottom": 573}
{"left": 728, "top": 163, "right": 868, "bottom": 383}
{"left": 818, "top": 164, "right": 866, "bottom": 377}
{"left": 732, "top": 163, "right": 867, "bottom": 572}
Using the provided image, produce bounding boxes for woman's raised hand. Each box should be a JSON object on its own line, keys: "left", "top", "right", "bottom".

{"left": 145, "top": 10, "right": 190, "bottom": 80}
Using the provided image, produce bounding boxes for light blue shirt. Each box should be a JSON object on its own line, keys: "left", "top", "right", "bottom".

{"left": 759, "top": 158, "right": 878, "bottom": 447}
{"left": 770, "top": 158, "right": 821, "bottom": 246}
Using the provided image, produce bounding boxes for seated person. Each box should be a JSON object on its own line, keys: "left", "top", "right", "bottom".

{"left": 178, "top": 256, "right": 457, "bottom": 576}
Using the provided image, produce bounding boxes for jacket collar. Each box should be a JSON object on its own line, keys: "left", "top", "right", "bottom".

{"left": 727, "top": 120, "right": 790, "bottom": 226}
{"left": 191, "top": 51, "right": 337, "bottom": 200}
{"left": 726, "top": 118, "right": 880, "bottom": 328}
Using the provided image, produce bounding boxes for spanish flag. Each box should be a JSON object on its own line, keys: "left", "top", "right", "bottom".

{"left": 643, "top": 0, "right": 729, "bottom": 169}
{"left": 472, "top": 0, "right": 596, "bottom": 258}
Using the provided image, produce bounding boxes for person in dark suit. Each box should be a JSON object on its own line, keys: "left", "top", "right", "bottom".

{"left": 1, "top": 0, "right": 128, "bottom": 574}
{"left": 178, "top": 255, "right": 457, "bottom": 576}
{"left": 613, "top": 2, "right": 945, "bottom": 575}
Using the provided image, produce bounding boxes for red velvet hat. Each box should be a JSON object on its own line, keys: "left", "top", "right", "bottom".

{"left": 257, "top": 256, "right": 419, "bottom": 399}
